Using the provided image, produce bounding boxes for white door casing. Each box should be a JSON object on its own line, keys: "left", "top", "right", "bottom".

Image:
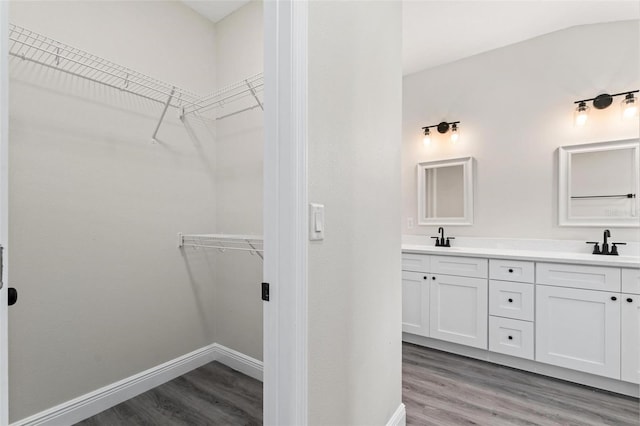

{"left": 263, "top": 1, "right": 308, "bottom": 425}
{"left": 0, "top": 2, "right": 9, "bottom": 423}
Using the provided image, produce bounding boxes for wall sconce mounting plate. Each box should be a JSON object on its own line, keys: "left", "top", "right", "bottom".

{"left": 437, "top": 122, "right": 450, "bottom": 133}
{"left": 593, "top": 94, "right": 613, "bottom": 110}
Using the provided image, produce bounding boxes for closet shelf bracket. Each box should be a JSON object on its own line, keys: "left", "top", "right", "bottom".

{"left": 177, "top": 233, "right": 264, "bottom": 260}
{"left": 151, "top": 87, "right": 175, "bottom": 143}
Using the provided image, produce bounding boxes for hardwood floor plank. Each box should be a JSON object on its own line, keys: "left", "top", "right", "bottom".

{"left": 75, "top": 362, "right": 262, "bottom": 426}
{"left": 403, "top": 342, "right": 640, "bottom": 426}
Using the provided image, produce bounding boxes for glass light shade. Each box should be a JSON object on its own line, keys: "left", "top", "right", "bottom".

{"left": 422, "top": 129, "right": 431, "bottom": 146}
{"left": 622, "top": 94, "right": 638, "bottom": 119}
{"left": 575, "top": 102, "right": 589, "bottom": 126}
{"left": 450, "top": 125, "right": 459, "bottom": 143}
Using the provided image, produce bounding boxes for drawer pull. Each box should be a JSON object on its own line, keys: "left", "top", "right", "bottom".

{"left": 508, "top": 335, "right": 513, "bottom": 340}
{"left": 611, "top": 296, "right": 617, "bottom": 301}
{"left": 508, "top": 268, "right": 514, "bottom": 273}
{"left": 627, "top": 297, "right": 633, "bottom": 303}
{"left": 508, "top": 298, "right": 513, "bottom": 303}
{"left": 432, "top": 276, "right": 436, "bottom": 280}
{"left": 423, "top": 276, "right": 427, "bottom": 280}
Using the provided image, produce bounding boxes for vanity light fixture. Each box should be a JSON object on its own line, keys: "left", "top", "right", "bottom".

{"left": 421, "top": 121, "right": 461, "bottom": 144}
{"left": 574, "top": 90, "right": 639, "bottom": 125}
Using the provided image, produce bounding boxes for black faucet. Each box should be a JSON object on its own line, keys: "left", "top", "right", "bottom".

{"left": 586, "top": 229, "right": 626, "bottom": 256}
{"left": 431, "top": 227, "right": 455, "bottom": 247}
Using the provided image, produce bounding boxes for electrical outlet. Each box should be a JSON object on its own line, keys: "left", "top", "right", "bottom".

{"left": 407, "top": 217, "right": 414, "bottom": 229}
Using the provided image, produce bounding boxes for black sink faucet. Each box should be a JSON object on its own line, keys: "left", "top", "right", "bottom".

{"left": 431, "top": 227, "right": 455, "bottom": 247}
{"left": 586, "top": 229, "right": 626, "bottom": 256}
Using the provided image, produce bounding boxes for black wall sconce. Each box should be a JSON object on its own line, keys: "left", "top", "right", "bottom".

{"left": 421, "top": 121, "right": 460, "bottom": 145}
{"left": 574, "top": 90, "right": 638, "bottom": 126}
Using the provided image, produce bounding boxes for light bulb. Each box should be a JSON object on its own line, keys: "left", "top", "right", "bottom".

{"left": 575, "top": 101, "right": 589, "bottom": 126}
{"left": 422, "top": 128, "right": 431, "bottom": 146}
{"left": 450, "top": 123, "right": 459, "bottom": 143}
{"left": 622, "top": 93, "right": 638, "bottom": 119}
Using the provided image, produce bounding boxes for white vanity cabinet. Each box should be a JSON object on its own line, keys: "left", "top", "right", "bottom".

{"left": 401, "top": 254, "right": 488, "bottom": 348}
{"left": 536, "top": 285, "right": 621, "bottom": 378}
{"left": 621, "top": 268, "right": 640, "bottom": 384}
{"left": 488, "top": 259, "right": 535, "bottom": 359}
{"left": 401, "top": 271, "right": 430, "bottom": 336}
{"left": 402, "top": 248, "right": 640, "bottom": 394}
{"left": 430, "top": 274, "right": 488, "bottom": 349}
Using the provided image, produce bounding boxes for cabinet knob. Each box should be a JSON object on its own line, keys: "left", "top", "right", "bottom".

{"left": 423, "top": 276, "right": 427, "bottom": 280}
{"left": 432, "top": 276, "right": 436, "bottom": 281}
{"left": 611, "top": 296, "right": 617, "bottom": 301}
{"left": 508, "top": 298, "right": 513, "bottom": 303}
{"left": 627, "top": 298, "right": 633, "bottom": 303}
{"left": 508, "top": 336, "right": 513, "bottom": 340}
{"left": 508, "top": 268, "right": 514, "bottom": 273}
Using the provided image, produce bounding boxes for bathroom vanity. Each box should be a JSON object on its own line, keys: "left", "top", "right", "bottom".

{"left": 401, "top": 239, "right": 640, "bottom": 396}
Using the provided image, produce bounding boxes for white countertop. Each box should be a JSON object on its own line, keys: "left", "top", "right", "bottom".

{"left": 402, "top": 240, "right": 640, "bottom": 269}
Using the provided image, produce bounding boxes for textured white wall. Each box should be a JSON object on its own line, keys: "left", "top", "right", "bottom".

{"left": 8, "top": 1, "right": 218, "bottom": 421}
{"left": 211, "top": 0, "right": 264, "bottom": 361}
{"left": 403, "top": 20, "right": 640, "bottom": 243}
{"left": 308, "top": 1, "right": 403, "bottom": 424}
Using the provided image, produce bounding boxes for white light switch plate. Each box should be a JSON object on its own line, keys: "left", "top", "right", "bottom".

{"left": 309, "top": 203, "right": 325, "bottom": 241}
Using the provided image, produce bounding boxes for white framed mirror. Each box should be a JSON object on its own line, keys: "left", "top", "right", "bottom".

{"left": 558, "top": 139, "right": 640, "bottom": 227}
{"left": 417, "top": 157, "right": 474, "bottom": 225}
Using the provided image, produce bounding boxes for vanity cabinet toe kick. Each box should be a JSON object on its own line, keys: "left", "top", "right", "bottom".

{"left": 402, "top": 251, "right": 640, "bottom": 395}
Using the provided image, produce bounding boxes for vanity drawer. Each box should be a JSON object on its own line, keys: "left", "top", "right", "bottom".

{"left": 489, "top": 280, "right": 534, "bottom": 321}
{"left": 402, "top": 253, "right": 431, "bottom": 273}
{"left": 431, "top": 255, "right": 488, "bottom": 279}
{"left": 489, "top": 316, "right": 534, "bottom": 360}
{"left": 622, "top": 268, "right": 640, "bottom": 295}
{"left": 536, "top": 263, "right": 620, "bottom": 292}
{"left": 490, "top": 259, "right": 534, "bottom": 283}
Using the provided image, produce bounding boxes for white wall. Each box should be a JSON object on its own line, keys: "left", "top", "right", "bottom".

{"left": 403, "top": 20, "right": 640, "bottom": 243}
{"left": 212, "top": 0, "right": 264, "bottom": 361}
{"left": 307, "top": 1, "right": 403, "bottom": 424}
{"left": 8, "top": 2, "right": 219, "bottom": 421}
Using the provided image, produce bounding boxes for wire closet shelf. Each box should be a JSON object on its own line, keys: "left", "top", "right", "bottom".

{"left": 178, "top": 233, "right": 264, "bottom": 260}
{"left": 8, "top": 24, "right": 264, "bottom": 134}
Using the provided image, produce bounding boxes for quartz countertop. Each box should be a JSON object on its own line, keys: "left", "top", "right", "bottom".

{"left": 402, "top": 242, "right": 640, "bottom": 268}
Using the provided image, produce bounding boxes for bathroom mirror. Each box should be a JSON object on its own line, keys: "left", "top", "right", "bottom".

{"left": 417, "top": 157, "right": 474, "bottom": 225}
{"left": 558, "top": 139, "right": 639, "bottom": 227}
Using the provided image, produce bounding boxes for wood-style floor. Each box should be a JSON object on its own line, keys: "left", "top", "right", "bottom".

{"left": 75, "top": 362, "right": 262, "bottom": 426}
{"left": 403, "top": 342, "right": 640, "bottom": 426}
{"left": 77, "top": 343, "right": 639, "bottom": 425}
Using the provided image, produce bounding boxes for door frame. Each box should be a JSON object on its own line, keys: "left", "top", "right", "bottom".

{"left": 0, "top": 1, "right": 9, "bottom": 423}
{"left": 263, "top": 1, "right": 309, "bottom": 425}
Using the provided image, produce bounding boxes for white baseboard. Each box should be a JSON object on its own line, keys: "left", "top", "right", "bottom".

{"left": 386, "top": 403, "right": 406, "bottom": 426}
{"left": 211, "top": 343, "right": 263, "bottom": 382}
{"left": 11, "top": 343, "right": 264, "bottom": 426}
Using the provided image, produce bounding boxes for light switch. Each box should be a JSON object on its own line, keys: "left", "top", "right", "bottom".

{"left": 309, "top": 203, "right": 325, "bottom": 241}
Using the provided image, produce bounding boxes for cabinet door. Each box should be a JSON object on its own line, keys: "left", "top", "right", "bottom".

{"left": 536, "top": 285, "right": 620, "bottom": 379}
{"left": 430, "top": 275, "right": 488, "bottom": 349}
{"left": 402, "top": 271, "right": 429, "bottom": 336}
{"left": 621, "top": 294, "right": 640, "bottom": 384}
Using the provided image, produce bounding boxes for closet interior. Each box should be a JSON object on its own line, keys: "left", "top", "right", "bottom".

{"left": 7, "top": 1, "right": 264, "bottom": 424}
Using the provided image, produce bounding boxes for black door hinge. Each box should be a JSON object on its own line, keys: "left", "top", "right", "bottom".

{"left": 261, "top": 282, "right": 270, "bottom": 301}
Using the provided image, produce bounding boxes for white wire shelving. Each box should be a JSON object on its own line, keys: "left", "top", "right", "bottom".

{"left": 181, "top": 73, "right": 264, "bottom": 120}
{"left": 8, "top": 23, "right": 264, "bottom": 140}
{"left": 178, "top": 233, "right": 264, "bottom": 260}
